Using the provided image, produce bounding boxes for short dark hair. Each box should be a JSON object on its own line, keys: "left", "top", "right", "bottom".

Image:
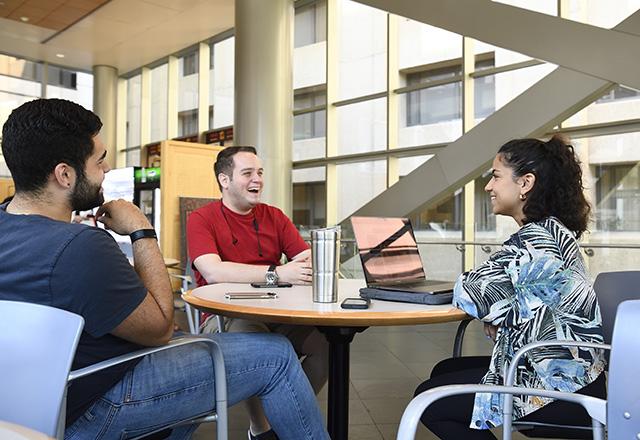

{"left": 1, "top": 98, "right": 102, "bottom": 194}
{"left": 213, "top": 146, "right": 257, "bottom": 190}
{"left": 498, "top": 135, "right": 591, "bottom": 238}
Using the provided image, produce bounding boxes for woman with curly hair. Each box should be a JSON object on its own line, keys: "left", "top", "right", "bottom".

{"left": 415, "top": 135, "right": 606, "bottom": 439}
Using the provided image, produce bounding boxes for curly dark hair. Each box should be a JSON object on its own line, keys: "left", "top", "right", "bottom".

{"left": 1, "top": 98, "right": 102, "bottom": 194}
{"left": 213, "top": 145, "right": 257, "bottom": 190}
{"left": 498, "top": 135, "right": 591, "bottom": 238}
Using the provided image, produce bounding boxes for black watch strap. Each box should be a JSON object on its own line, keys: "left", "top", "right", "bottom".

{"left": 130, "top": 228, "right": 157, "bottom": 243}
{"left": 268, "top": 264, "right": 277, "bottom": 273}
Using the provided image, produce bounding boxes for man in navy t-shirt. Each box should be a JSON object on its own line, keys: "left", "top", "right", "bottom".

{"left": 0, "top": 98, "right": 329, "bottom": 439}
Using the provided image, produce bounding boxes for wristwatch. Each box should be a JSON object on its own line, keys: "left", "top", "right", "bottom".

{"left": 265, "top": 264, "right": 279, "bottom": 285}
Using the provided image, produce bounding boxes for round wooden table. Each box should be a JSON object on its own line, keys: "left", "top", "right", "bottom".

{"left": 183, "top": 279, "right": 467, "bottom": 440}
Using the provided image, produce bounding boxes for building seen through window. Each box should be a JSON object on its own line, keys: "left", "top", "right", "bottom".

{"left": 0, "top": 55, "right": 42, "bottom": 82}
{"left": 178, "top": 109, "right": 199, "bottom": 137}
{"left": 293, "top": 181, "right": 326, "bottom": 229}
{"left": 178, "top": 50, "right": 199, "bottom": 137}
{"left": 47, "top": 66, "right": 77, "bottom": 89}
{"left": 595, "top": 163, "right": 640, "bottom": 231}
{"left": 295, "top": 0, "right": 327, "bottom": 48}
{"left": 292, "top": 167, "right": 326, "bottom": 230}
{"left": 181, "top": 51, "right": 198, "bottom": 76}
{"left": 596, "top": 85, "right": 640, "bottom": 103}
{"left": 294, "top": 87, "right": 326, "bottom": 140}
{"left": 404, "top": 57, "right": 495, "bottom": 127}
{"left": 405, "top": 173, "right": 495, "bottom": 234}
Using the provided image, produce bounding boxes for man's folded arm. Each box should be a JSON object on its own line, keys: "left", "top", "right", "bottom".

{"left": 194, "top": 253, "right": 269, "bottom": 284}
{"left": 112, "top": 231, "right": 175, "bottom": 346}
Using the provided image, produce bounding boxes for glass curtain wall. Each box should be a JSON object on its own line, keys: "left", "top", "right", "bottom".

{"left": 125, "top": 74, "right": 142, "bottom": 166}
{"left": 112, "top": 1, "right": 640, "bottom": 279}
{"left": 288, "top": 0, "right": 640, "bottom": 278}
{"left": 150, "top": 63, "right": 168, "bottom": 143}
{"left": 177, "top": 50, "right": 199, "bottom": 137}
{"left": 0, "top": 53, "right": 93, "bottom": 177}
{"left": 210, "top": 36, "right": 235, "bottom": 129}
{"left": 292, "top": 167, "right": 326, "bottom": 231}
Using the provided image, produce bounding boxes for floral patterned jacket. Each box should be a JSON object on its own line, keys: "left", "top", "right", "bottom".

{"left": 453, "top": 217, "right": 605, "bottom": 429}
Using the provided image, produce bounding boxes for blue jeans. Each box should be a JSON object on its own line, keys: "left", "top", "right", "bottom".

{"left": 64, "top": 333, "right": 329, "bottom": 440}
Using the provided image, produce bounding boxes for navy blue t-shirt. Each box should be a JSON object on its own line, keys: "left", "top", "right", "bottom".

{"left": 0, "top": 204, "right": 147, "bottom": 425}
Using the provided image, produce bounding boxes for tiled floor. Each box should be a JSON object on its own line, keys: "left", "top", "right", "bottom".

{"left": 190, "top": 320, "right": 554, "bottom": 440}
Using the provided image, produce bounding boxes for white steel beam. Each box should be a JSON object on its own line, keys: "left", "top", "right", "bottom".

{"left": 355, "top": 0, "right": 640, "bottom": 89}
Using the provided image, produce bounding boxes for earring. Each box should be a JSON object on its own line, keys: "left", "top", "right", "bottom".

{"left": 519, "top": 193, "right": 526, "bottom": 200}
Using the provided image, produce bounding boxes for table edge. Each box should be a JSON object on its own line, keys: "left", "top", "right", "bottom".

{"left": 183, "top": 291, "right": 468, "bottom": 326}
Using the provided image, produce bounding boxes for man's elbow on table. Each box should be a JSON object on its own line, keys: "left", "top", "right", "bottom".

{"left": 193, "top": 253, "right": 225, "bottom": 284}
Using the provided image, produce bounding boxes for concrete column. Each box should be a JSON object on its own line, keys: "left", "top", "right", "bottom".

{"left": 93, "top": 65, "right": 119, "bottom": 169}
{"left": 235, "top": 0, "right": 294, "bottom": 214}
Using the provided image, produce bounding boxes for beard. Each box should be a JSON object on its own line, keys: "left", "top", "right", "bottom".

{"left": 70, "top": 171, "right": 104, "bottom": 211}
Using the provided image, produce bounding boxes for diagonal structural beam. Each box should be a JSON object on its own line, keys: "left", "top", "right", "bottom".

{"left": 345, "top": 5, "right": 640, "bottom": 221}
{"left": 349, "top": 67, "right": 611, "bottom": 219}
{"left": 356, "top": 0, "right": 640, "bottom": 90}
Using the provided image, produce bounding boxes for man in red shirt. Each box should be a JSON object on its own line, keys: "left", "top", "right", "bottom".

{"left": 187, "top": 146, "right": 328, "bottom": 440}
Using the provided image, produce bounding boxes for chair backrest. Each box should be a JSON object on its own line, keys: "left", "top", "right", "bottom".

{"left": 0, "top": 300, "right": 84, "bottom": 437}
{"left": 593, "top": 271, "right": 640, "bottom": 345}
{"left": 607, "top": 299, "right": 640, "bottom": 439}
{"left": 179, "top": 196, "right": 217, "bottom": 266}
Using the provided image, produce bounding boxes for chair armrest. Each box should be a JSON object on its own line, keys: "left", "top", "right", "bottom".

{"left": 67, "top": 335, "right": 228, "bottom": 437}
{"left": 505, "top": 340, "right": 611, "bottom": 387}
{"left": 452, "top": 317, "right": 474, "bottom": 358}
{"left": 69, "top": 335, "right": 222, "bottom": 380}
{"left": 397, "top": 384, "right": 605, "bottom": 440}
{"left": 501, "top": 340, "right": 610, "bottom": 438}
{"left": 169, "top": 273, "right": 191, "bottom": 283}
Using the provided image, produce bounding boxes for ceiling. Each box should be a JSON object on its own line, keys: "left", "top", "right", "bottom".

{"left": 0, "top": 0, "right": 235, "bottom": 74}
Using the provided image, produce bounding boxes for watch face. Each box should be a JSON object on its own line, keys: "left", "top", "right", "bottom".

{"left": 266, "top": 272, "right": 278, "bottom": 284}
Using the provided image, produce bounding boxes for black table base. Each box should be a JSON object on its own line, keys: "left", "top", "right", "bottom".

{"left": 318, "top": 326, "right": 368, "bottom": 440}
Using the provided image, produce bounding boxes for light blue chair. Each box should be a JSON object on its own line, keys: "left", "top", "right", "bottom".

{"left": 0, "top": 300, "right": 228, "bottom": 440}
{"left": 397, "top": 299, "right": 640, "bottom": 440}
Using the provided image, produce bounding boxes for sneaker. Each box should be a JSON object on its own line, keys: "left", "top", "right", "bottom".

{"left": 248, "top": 428, "right": 279, "bottom": 440}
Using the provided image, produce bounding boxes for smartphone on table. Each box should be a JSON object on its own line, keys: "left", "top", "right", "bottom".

{"left": 340, "top": 297, "right": 370, "bottom": 309}
{"left": 225, "top": 292, "right": 278, "bottom": 300}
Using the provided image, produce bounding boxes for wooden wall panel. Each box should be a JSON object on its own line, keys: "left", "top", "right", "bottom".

{"left": 160, "top": 140, "right": 223, "bottom": 261}
{"left": 0, "top": 178, "right": 15, "bottom": 203}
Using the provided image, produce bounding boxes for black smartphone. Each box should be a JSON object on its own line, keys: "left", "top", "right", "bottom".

{"left": 341, "top": 297, "right": 370, "bottom": 309}
{"left": 251, "top": 282, "right": 293, "bottom": 288}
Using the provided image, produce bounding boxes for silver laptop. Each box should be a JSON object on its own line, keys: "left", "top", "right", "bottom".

{"left": 351, "top": 216, "right": 454, "bottom": 294}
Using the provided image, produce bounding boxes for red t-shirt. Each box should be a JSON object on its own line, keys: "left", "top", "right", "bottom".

{"left": 187, "top": 200, "right": 309, "bottom": 288}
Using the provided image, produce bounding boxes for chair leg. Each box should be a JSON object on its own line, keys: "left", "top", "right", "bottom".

{"left": 216, "top": 315, "right": 225, "bottom": 333}
{"left": 185, "top": 303, "right": 198, "bottom": 334}
{"left": 592, "top": 419, "right": 605, "bottom": 440}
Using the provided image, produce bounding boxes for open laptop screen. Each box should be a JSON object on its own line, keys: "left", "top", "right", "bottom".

{"left": 351, "top": 216, "right": 426, "bottom": 286}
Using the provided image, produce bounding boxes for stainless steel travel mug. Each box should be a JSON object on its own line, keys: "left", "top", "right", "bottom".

{"left": 311, "top": 226, "right": 340, "bottom": 303}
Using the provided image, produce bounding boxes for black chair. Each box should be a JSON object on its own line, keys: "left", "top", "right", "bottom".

{"left": 425, "top": 270, "right": 640, "bottom": 439}
{"left": 398, "top": 299, "right": 640, "bottom": 440}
